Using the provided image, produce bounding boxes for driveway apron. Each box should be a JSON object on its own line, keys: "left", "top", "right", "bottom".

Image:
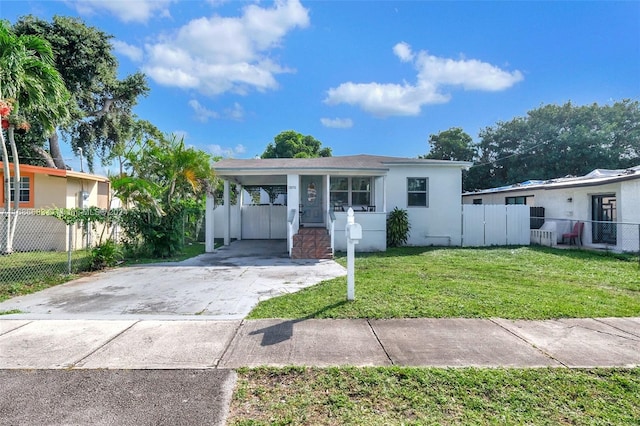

{"left": 0, "top": 240, "right": 346, "bottom": 319}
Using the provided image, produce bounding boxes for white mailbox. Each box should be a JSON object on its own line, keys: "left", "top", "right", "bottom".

{"left": 346, "top": 223, "right": 362, "bottom": 242}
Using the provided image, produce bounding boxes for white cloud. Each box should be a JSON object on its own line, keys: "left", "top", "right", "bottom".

{"left": 325, "top": 82, "right": 449, "bottom": 117}
{"left": 189, "top": 99, "right": 220, "bottom": 122}
{"left": 209, "top": 144, "right": 246, "bottom": 157}
{"left": 189, "top": 100, "right": 245, "bottom": 122}
{"left": 143, "top": 0, "right": 310, "bottom": 96}
{"left": 393, "top": 41, "right": 414, "bottom": 63}
{"left": 224, "top": 102, "right": 245, "bottom": 121}
{"left": 325, "top": 43, "right": 523, "bottom": 117}
{"left": 70, "top": 0, "right": 174, "bottom": 23}
{"left": 112, "top": 40, "right": 143, "bottom": 62}
{"left": 320, "top": 117, "right": 354, "bottom": 128}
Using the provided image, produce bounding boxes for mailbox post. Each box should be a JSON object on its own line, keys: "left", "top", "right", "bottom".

{"left": 345, "top": 208, "right": 362, "bottom": 301}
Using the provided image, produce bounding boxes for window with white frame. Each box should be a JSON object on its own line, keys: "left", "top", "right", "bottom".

{"left": 407, "top": 177, "right": 428, "bottom": 207}
{"left": 10, "top": 176, "right": 31, "bottom": 203}
{"left": 330, "top": 177, "right": 372, "bottom": 210}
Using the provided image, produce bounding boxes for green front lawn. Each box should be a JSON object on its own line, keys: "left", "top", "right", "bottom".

{"left": 229, "top": 367, "right": 640, "bottom": 425}
{"left": 248, "top": 246, "right": 640, "bottom": 320}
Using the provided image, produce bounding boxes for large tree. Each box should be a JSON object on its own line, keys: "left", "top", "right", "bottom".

{"left": 13, "top": 15, "right": 149, "bottom": 171}
{"left": 0, "top": 21, "right": 70, "bottom": 253}
{"left": 421, "top": 127, "right": 475, "bottom": 161}
{"left": 261, "top": 130, "right": 331, "bottom": 158}
{"left": 465, "top": 100, "right": 640, "bottom": 191}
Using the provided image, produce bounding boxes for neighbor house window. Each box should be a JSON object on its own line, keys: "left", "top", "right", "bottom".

{"left": 407, "top": 177, "right": 428, "bottom": 207}
{"left": 330, "top": 177, "right": 372, "bottom": 209}
{"left": 1, "top": 174, "right": 34, "bottom": 208}
{"left": 505, "top": 196, "right": 528, "bottom": 205}
{"left": 473, "top": 198, "right": 483, "bottom": 205}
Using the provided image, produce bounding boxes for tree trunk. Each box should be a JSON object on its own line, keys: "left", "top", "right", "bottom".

{"left": 8, "top": 126, "right": 20, "bottom": 251}
{"left": 1, "top": 127, "right": 12, "bottom": 253}
{"left": 49, "top": 131, "right": 66, "bottom": 169}
{"left": 32, "top": 145, "right": 57, "bottom": 168}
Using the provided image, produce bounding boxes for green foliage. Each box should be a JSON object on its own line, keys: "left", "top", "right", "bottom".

{"left": 386, "top": 207, "right": 410, "bottom": 247}
{"left": 89, "top": 239, "right": 122, "bottom": 270}
{"left": 261, "top": 130, "right": 332, "bottom": 159}
{"left": 465, "top": 100, "right": 640, "bottom": 191}
{"left": 422, "top": 127, "right": 475, "bottom": 161}
{"left": 12, "top": 15, "right": 149, "bottom": 170}
{"left": 109, "top": 133, "right": 213, "bottom": 258}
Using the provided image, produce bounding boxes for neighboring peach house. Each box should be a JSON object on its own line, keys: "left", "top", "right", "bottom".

{"left": 1, "top": 162, "right": 111, "bottom": 251}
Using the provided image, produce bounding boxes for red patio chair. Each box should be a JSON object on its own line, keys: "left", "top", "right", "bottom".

{"left": 562, "top": 221, "right": 584, "bottom": 246}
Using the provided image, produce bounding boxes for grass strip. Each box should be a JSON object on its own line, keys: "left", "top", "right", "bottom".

{"left": 229, "top": 366, "right": 640, "bottom": 425}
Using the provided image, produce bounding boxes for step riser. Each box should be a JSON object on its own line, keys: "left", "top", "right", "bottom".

{"left": 292, "top": 228, "right": 333, "bottom": 259}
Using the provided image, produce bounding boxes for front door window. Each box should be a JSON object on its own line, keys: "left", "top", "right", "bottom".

{"left": 592, "top": 194, "right": 617, "bottom": 244}
{"left": 300, "top": 175, "right": 323, "bottom": 225}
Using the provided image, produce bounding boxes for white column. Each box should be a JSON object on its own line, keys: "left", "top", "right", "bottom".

{"left": 286, "top": 174, "right": 299, "bottom": 255}
{"left": 223, "top": 179, "right": 230, "bottom": 246}
{"left": 205, "top": 193, "right": 215, "bottom": 252}
{"left": 236, "top": 183, "right": 242, "bottom": 241}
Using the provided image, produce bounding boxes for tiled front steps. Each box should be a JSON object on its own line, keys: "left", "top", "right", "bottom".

{"left": 291, "top": 227, "right": 333, "bottom": 259}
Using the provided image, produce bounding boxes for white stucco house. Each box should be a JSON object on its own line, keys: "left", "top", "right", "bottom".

{"left": 462, "top": 165, "right": 640, "bottom": 252}
{"left": 206, "top": 155, "right": 471, "bottom": 258}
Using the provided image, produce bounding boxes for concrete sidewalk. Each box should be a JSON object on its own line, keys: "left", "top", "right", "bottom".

{"left": 1, "top": 317, "right": 638, "bottom": 425}
{"left": 1, "top": 317, "right": 639, "bottom": 369}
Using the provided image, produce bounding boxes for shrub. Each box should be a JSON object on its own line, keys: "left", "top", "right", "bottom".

{"left": 90, "top": 239, "right": 122, "bottom": 270}
{"left": 386, "top": 207, "right": 410, "bottom": 247}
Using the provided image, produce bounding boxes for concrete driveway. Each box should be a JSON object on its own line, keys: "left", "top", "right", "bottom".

{"left": 0, "top": 240, "right": 346, "bottom": 320}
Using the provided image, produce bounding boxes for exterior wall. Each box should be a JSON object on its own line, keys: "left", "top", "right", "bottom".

{"left": 33, "top": 174, "right": 67, "bottom": 208}
{"left": 386, "top": 165, "right": 464, "bottom": 246}
{"left": 333, "top": 211, "right": 386, "bottom": 251}
{"left": 620, "top": 180, "right": 640, "bottom": 224}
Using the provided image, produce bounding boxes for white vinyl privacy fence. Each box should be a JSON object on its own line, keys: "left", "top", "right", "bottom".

{"left": 212, "top": 204, "right": 287, "bottom": 239}
{"left": 462, "top": 205, "right": 530, "bottom": 247}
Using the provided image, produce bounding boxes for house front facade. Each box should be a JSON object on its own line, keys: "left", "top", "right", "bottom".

{"left": 207, "top": 155, "right": 471, "bottom": 257}
{"left": 462, "top": 166, "right": 640, "bottom": 252}
{"left": 1, "top": 162, "right": 111, "bottom": 252}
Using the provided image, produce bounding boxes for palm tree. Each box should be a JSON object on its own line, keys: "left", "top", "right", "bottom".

{"left": 0, "top": 21, "right": 70, "bottom": 253}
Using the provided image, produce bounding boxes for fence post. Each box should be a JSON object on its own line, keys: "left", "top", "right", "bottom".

{"left": 67, "top": 224, "right": 72, "bottom": 274}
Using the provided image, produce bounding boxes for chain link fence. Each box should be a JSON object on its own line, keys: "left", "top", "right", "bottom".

{"left": 1, "top": 207, "right": 206, "bottom": 294}
{"left": 531, "top": 216, "right": 640, "bottom": 261}
{"left": 0, "top": 210, "right": 101, "bottom": 292}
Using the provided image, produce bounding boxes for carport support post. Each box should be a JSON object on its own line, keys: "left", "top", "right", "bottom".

{"left": 205, "top": 193, "right": 215, "bottom": 252}
{"left": 346, "top": 208, "right": 355, "bottom": 301}
{"left": 223, "top": 180, "right": 230, "bottom": 246}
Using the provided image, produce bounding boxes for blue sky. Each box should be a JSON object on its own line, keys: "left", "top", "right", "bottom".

{"left": 2, "top": 1, "right": 639, "bottom": 173}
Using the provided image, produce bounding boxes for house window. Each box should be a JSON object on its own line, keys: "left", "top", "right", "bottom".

{"left": 10, "top": 177, "right": 31, "bottom": 203}
{"left": 330, "top": 177, "right": 372, "bottom": 210}
{"left": 472, "top": 198, "right": 483, "bottom": 205}
{"left": 505, "top": 196, "right": 527, "bottom": 205}
{"left": 1, "top": 174, "right": 34, "bottom": 208}
{"left": 407, "top": 177, "right": 428, "bottom": 207}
